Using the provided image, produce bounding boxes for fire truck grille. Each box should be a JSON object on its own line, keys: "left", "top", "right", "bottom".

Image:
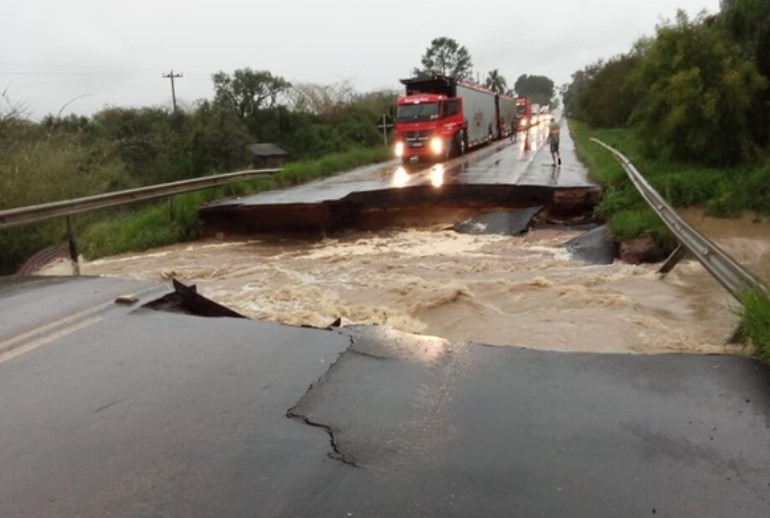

{"left": 403, "top": 130, "right": 432, "bottom": 148}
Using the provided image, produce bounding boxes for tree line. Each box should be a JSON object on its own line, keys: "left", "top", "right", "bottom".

{"left": 0, "top": 73, "right": 397, "bottom": 213}
{"left": 0, "top": 37, "right": 555, "bottom": 273}
{"left": 563, "top": 1, "right": 770, "bottom": 166}
{"left": 0, "top": 74, "right": 397, "bottom": 273}
{"left": 413, "top": 37, "right": 557, "bottom": 105}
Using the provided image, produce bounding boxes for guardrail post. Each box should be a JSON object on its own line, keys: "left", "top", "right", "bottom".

{"left": 658, "top": 244, "right": 687, "bottom": 277}
{"left": 65, "top": 216, "right": 81, "bottom": 276}
{"left": 169, "top": 195, "right": 176, "bottom": 221}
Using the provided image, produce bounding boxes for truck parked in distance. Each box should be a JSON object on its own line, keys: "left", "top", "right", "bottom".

{"left": 515, "top": 97, "right": 533, "bottom": 131}
{"left": 394, "top": 76, "right": 512, "bottom": 164}
{"left": 497, "top": 93, "right": 517, "bottom": 140}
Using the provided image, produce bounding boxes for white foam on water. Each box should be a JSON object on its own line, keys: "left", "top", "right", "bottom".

{"left": 82, "top": 227, "right": 747, "bottom": 355}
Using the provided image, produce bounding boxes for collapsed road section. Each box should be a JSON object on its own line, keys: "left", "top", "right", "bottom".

{"left": 199, "top": 121, "right": 601, "bottom": 234}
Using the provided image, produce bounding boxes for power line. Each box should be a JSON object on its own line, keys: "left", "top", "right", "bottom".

{"left": 0, "top": 71, "right": 156, "bottom": 77}
{"left": 0, "top": 60, "right": 158, "bottom": 72}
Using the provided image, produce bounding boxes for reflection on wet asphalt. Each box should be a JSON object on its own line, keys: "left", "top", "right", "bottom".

{"left": 206, "top": 118, "right": 594, "bottom": 209}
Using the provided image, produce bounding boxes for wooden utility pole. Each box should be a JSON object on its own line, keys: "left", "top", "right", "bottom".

{"left": 162, "top": 70, "right": 183, "bottom": 113}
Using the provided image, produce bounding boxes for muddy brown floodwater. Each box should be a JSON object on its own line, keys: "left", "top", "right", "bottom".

{"left": 50, "top": 209, "right": 768, "bottom": 356}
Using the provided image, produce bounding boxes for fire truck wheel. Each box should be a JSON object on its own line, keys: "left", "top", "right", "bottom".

{"left": 457, "top": 131, "right": 468, "bottom": 156}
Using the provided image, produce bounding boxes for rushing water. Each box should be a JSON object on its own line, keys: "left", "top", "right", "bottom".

{"left": 42, "top": 209, "right": 765, "bottom": 356}
{"left": 680, "top": 209, "right": 770, "bottom": 281}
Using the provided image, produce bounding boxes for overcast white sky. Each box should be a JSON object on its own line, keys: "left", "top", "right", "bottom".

{"left": 3, "top": 0, "right": 719, "bottom": 119}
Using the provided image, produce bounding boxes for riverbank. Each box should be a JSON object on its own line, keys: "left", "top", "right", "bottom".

{"left": 570, "top": 120, "right": 770, "bottom": 363}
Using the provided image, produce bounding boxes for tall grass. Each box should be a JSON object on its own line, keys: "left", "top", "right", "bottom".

{"left": 572, "top": 121, "right": 770, "bottom": 212}
{"left": 607, "top": 209, "right": 675, "bottom": 249}
{"left": 739, "top": 290, "right": 770, "bottom": 364}
{"left": 569, "top": 121, "right": 674, "bottom": 250}
{"left": 569, "top": 120, "right": 770, "bottom": 244}
{"left": 77, "top": 146, "right": 392, "bottom": 260}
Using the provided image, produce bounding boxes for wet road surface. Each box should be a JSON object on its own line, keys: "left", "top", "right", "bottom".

{"left": 200, "top": 119, "right": 601, "bottom": 233}
{"left": 1, "top": 277, "right": 769, "bottom": 517}
{"left": 0, "top": 275, "right": 167, "bottom": 361}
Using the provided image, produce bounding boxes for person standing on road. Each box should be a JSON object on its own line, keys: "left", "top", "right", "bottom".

{"left": 549, "top": 117, "right": 561, "bottom": 166}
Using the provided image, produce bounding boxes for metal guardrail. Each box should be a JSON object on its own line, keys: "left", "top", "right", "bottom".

{"left": 592, "top": 138, "right": 768, "bottom": 302}
{"left": 0, "top": 168, "right": 279, "bottom": 229}
{"left": 1, "top": 167, "right": 279, "bottom": 275}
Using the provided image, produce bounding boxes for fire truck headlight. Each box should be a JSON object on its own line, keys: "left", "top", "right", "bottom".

{"left": 394, "top": 141, "right": 405, "bottom": 158}
{"left": 520, "top": 118, "right": 528, "bottom": 127}
{"left": 430, "top": 137, "right": 444, "bottom": 155}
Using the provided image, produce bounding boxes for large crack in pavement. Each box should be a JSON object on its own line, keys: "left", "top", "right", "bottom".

{"left": 285, "top": 331, "right": 361, "bottom": 468}
{"left": 285, "top": 407, "right": 360, "bottom": 468}
{"left": 283, "top": 325, "right": 459, "bottom": 470}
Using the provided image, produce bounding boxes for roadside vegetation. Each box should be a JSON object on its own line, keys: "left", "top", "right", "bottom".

{"left": 565, "top": 5, "right": 770, "bottom": 223}
{"left": 564, "top": 1, "right": 770, "bottom": 361}
{"left": 739, "top": 290, "right": 770, "bottom": 363}
{"left": 77, "top": 146, "right": 391, "bottom": 259}
{"left": 0, "top": 73, "right": 397, "bottom": 273}
{"left": 1, "top": 35, "right": 557, "bottom": 275}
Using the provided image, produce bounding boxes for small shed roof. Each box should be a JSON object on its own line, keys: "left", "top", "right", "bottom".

{"left": 247, "top": 143, "right": 289, "bottom": 157}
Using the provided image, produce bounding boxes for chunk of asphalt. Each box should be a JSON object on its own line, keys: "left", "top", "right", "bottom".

{"left": 453, "top": 206, "right": 544, "bottom": 236}
{"left": 141, "top": 279, "right": 248, "bottom": 318}
{"left": 564, "top": 224, "right": 618, "bottom": 265}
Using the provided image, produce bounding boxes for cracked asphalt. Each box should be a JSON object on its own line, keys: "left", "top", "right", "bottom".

{"left": 1, "top": 277, "right": 769, "bottom": 517}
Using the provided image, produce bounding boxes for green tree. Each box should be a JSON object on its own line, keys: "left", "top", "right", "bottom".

{"left": 720, "top": 0, "right": 770, "bottom": 55}
{"left": 632, "top": 11, "right": 766, "bottom": 165}
{"left": 413, "top": 37, "right": 473, "bottom": 80}
{"left": 513, "top": 74, "right": 555, "bottom": 106}
{"left": 212, "top": 68, "right": 291, "bottom": 120}
{"left": 91, "top": 107, "right": 191, "bottom": 184}
{"left": 720, "top": 0, "right": 770, "bottom": 144}
{"left": 186, "top": 100, "right": 252, "bottom": 175}
{"left": 485, "top": 69, "right": 507, "bottom": 93}
{"left": 564, "top": 50, "right": 643, "bottom": 127}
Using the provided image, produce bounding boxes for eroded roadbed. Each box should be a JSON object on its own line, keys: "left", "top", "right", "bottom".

{"left": 200, "top": 183, "right": 602, "bottom": 233}
{"left": 1, "top": 277, "right": 768, "bottom": 517}
{"left": 200, "top": 127, "right": 601, "bottom": 233}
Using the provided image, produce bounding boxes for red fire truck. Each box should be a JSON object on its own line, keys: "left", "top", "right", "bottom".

{"left": 393, "top": 76, "right": 514, "bottom": 164}
{"left": 515, "top": 97, "right": 533, "bottom": 131}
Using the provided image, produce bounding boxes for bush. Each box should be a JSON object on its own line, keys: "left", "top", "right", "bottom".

{"left": 705, "top": 191, "right": 744, "bottom": 217}
{"left": 632, "top": 11, "right": 766, "bottom": 166}
{"left": 741, "top": 163, "right": 770, "bottom": 217}
{"left": 607, "top": 208, "right": 673, "bottom": 246}
{"left": 564, "top": 52, "right": 643, "bottom": 128}
{"left": 740, "top": 289, "right": 770, "bottom": 364}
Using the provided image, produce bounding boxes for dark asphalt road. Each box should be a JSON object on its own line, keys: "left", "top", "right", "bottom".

{"left": 204, "top": 118, "right": 592, "bottom": 209}
{"left": 199, "top": 119, "right": 600, "bottom": 233}
{"left": 0, "top": 277, "right": 350, "bottom": 517}
{"left": 0, "top": 275, "right": 166, "bottom": 360}
{"left": 1, "top": 277, "right": 769, "bottom": 517}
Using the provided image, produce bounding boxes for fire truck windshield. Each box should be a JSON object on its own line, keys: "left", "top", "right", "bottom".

{"left": 396, "top": 103, "right": 439, "bottom": 122}
{"left": 516, "top": 105, "right": 527, "bottom": 115}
